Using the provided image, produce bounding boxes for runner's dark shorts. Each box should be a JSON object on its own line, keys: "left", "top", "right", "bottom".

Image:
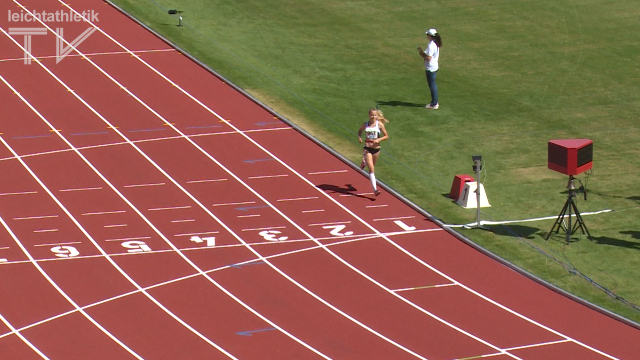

{"left": 364, "top": 146, "right": 381, "bottom": 155}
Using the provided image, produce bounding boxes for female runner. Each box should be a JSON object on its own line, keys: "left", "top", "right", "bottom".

{"left": 358, "top": 109, "right": 389, "bottom": 196}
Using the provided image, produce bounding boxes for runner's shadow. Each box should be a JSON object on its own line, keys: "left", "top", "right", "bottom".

{"left": 620, "top": 230, "right": 640, "bottom": 240}
{"left": 376, "top": 100, "right": 425, "bottom": 108}
{"left": 592, "top": 234, "right": 640, "bottom": 250}
{"left": 316, "top": 184, "right": 375, "bottom": 201}
{"left": 487, "top": 224, "right": 540, "bottom": 239}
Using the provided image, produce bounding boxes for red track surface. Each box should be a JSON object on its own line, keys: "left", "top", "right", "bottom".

{"left": 1, "top": 0, "right": 639, "bottom": 359}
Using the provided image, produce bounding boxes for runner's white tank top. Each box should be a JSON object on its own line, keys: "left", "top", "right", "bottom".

{"left": 364, "top": 120, "right": 380, "bottom": 145}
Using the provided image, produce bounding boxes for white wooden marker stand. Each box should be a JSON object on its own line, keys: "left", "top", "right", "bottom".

{"left": 456, "top": 182, "right": 491, "bottom": 209}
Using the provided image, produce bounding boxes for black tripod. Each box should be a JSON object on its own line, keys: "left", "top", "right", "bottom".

{"left": 546, "top": 176, "right": 592, "bottom": 244}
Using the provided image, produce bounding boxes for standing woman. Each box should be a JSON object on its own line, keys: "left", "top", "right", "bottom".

{"left": 418, "top": 28, "right": 442, "bottom": 109}
{"left": 358, "top": 109, "right": 389, "bottom": 196}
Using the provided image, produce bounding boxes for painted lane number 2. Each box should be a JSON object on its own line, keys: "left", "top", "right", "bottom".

{"left": 322, "top": 225, "right": 353, "bottom": 237}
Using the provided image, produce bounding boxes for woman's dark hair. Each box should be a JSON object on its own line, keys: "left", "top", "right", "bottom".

{"left": 433, "top": 34, "right": 442, "bottom": 48}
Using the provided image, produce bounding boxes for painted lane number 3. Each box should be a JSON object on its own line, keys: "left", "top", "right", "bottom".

{"left": 259, "top": 230, "right": 288, "bottom": 242}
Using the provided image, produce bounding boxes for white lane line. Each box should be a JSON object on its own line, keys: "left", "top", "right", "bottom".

{"left": 63, "top": 28, "right": 614, "bottom": 357}
{"left": 301, "top": 209, "right": 324, "bottom": 213}
{"left": 58, "top": 186, "right": 103, "bottom": 192}
{"left": 277, "top": 196, "right": 318, "bottom": 202}
{"left": 33, "top": 241, "right": 82, "bottom": 248}
{"left": 504, "top": 339, "right": 572, "bottom": 352}
{"left": 173, "top": 231, "right": 219, "bottom": 237}
{"left": 13, "top": 215, "right": 58, "bottom": 220}
{"left": 247, "top": 174, "right": 288, "bottom": 179}
{"left": 33, "top": 229, "right": 58, "bottom": 233}
{"left": 339, "top": 192, "right": 374, "bottom": 197}
{"left": 81, "top": 210, "right": 126, "bottom": 216}
{"left": 103, "top": 224, "right": 127, "bottom": 228}
{"left": 148, "top": 205, "right": 192, "bottom": 211}
{"left": 171, "top": 219, "right": 195, "bottom": 223}
{"left": 211, "top": 201, "right": 255, "bottom": 207}
{"left": 0, "top": 153, "right": 143, "bottom": 360}
{"left": 43, "top": 5, "right": 551, "bottom": 358}
{"left": 308, "top": 221, "right": 351, "bottom": 227}
{"left": 219, "top": 128, "right": 621, "bottom": 359}
{"left": 242, "top": 226, "right": 287, "bottom": 232}
{"left": 186, "top": 178, "right": 227, "bottom": 184}
{"left": 46, "top": 11, "right": 597, "bottom": 360}
{"left": 0, "top": 48, "right": 175, "bottom": 63}
{"left": 2, "top": 232, "right": 387, "bottom": 342}
{"left": 392, "top": 283, "right": 457, "bottom": 292}
{"left": 5, "top": 15, "right": 314, "bottom": 356}
{"left": 104, "top": 236, "right": 151, "bottom": 242}
{"left": 5, "top": 229, "right": 438, "bottom": 267}
{"left": 41, "top": 10, "right": 439, "bottom": 357}
{"left": 373, "top": 216, "right": 415, "bottom": 222}
{"left": 0, "top": 191, "right": 37, "bottom": 196}
{"left": 123, "top": 182, "right": 165, "bottom": 188}
{"left": 0, "top": 128, "right": 293, "bottom": 164}
{"left": 308, "top": 170, "right": 348, "bottom": 175}
{"left": 0, "top": 312, "right": 49, "bottom": 359}
{"left": 0, "top": 61, "right": 234, "bottom": 358}
{"left": 446, "top": 210, "right": 613, "bottom": 228}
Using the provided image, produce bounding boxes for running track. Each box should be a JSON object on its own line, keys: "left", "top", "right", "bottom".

{"left": 0, "top": 1, "right": 639, "bottom": 359}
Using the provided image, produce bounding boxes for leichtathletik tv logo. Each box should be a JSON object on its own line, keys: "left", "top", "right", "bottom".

{"left": 7, "top": 8, "right": 100, "bottom": 64}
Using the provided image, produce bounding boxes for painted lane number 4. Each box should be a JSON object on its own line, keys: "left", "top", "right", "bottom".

{"left": 190, "top": 236, "right": 216, "bottom": 247}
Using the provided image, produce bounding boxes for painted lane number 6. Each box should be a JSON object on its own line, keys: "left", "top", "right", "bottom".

{"left": 51, "top": 246, "right": 80, "bottom": 258}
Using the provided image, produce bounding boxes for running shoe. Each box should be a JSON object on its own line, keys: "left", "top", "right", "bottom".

{"left": 425, "top": 103, "right": 439, "bottom": 109}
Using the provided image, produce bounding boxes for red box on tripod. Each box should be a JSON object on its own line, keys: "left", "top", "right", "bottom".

{"left": 548, "top": 139, "right": 593, "bottom": 175}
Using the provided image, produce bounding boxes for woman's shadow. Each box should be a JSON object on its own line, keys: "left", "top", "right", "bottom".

{"left": 316, "top": 184, "right": 375, "bottom": 201}
{"left": 376, "top": 100, "right": 425, "bottom": 108}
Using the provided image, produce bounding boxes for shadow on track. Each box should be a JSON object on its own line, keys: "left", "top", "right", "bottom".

{"left": 316, "top": 184, "right": 375, "bottom": 201}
